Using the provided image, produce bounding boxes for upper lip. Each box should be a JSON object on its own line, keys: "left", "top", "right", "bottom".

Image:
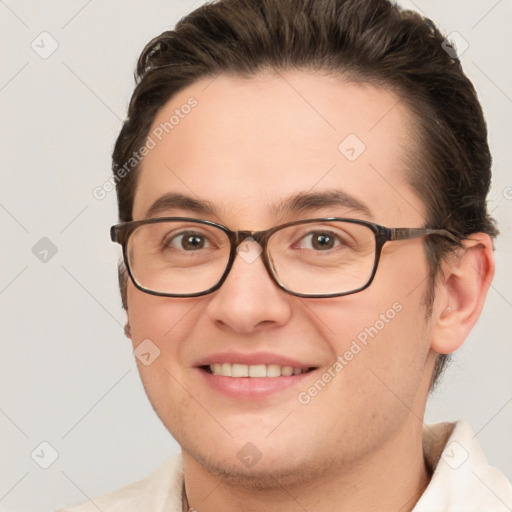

{"left": 194, "top": 351, "right": 317, "bottom": 369}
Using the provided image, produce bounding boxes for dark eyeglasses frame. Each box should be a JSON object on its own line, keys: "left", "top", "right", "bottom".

{"left": 110, "top": 217, "right": 460, "bottom": 299}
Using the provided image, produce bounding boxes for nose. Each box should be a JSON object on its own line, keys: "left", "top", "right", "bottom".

{"left": 205, "top": 238, "right": 292, "bottom": 334}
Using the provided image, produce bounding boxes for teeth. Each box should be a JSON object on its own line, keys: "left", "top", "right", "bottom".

{"left": 208, "top": 363, "right": 308, "bottom": 377}
{"left": 232, "top": 363, "right": 249, "bottom": 377}
{"left": 281, "top": 366, "right": 293, "bottom": 376}
{"left": 221, "top": 363, "right": 231, "bottom": 376}
{"left": 266, "top": 364, "right": 281, "bottom": 377}
{"left": 248, "top": 364, "right": 266, "bottom": 377}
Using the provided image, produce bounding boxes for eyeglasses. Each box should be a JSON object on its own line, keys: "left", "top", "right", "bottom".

{"left": 110, "top": 217, "right": 459, "bottom": 298}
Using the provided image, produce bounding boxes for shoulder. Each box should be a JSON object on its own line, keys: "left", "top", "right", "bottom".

{"left": 55, "top": 454, "right": 184, "bottom": 512}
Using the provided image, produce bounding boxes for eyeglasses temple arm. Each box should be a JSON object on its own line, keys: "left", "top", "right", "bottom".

{"left": 389, "top": 228, "right": 460, "bottom": 244}
{"left": 110, "top": 225, "right": 121, "bottom": 243}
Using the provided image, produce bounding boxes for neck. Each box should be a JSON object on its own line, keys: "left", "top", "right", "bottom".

{"left": 182, "top": 419, "right": 431, "bottom": 512}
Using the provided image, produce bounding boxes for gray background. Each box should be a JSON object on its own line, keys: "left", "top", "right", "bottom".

{"left": 0, "top": 1, "right": 511, "bottom": 511}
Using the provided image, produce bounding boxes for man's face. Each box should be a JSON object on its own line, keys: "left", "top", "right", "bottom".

{"left": 127, "top": 71, "right": 438, "bottom": 483}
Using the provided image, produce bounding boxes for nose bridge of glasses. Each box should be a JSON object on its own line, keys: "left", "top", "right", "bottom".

{"left": 229, "top": 230, "right": 269, "bottom": 268}
{"left": 233, "top": 229, "right": 267, "bottom": 248}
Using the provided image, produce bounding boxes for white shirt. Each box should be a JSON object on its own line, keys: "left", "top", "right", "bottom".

{"left": 57, "top": 421, "right": 512, "bottom": 511}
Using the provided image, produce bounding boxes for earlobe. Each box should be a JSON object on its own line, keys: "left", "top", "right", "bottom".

{"left": 430, "top": 233, "right": 495, "bottom": 355}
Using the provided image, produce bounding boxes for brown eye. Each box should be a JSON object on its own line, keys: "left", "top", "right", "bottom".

{"left": 298, "top": 231, "right": 341, "bottom": 251}
{"left": 311, "top": 233, "right": 335, "bottom": 250}
{"left": 182, "top": 233, "right": 205, "bottom": 250}
{"left": 164, "top": 232, "right": 210, "bottom": 250}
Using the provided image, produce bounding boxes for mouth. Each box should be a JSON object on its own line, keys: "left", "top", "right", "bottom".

{"left": 194, "top": 352, "right": 319, "bottom": 399}
{"left": 202, "top": 363, "right": 315, "bottom": 377}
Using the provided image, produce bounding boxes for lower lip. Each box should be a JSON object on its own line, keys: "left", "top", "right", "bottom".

{"left": 197, "top": 368, "right": 313, "bottom": 400}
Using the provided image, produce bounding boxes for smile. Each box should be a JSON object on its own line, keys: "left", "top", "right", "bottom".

{"left": 205, "top": 363, "right": 313, "bottom": 377}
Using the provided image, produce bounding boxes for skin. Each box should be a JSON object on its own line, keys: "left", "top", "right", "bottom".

{"left": 125, "top": 71, "right": 494, "bottom": 512}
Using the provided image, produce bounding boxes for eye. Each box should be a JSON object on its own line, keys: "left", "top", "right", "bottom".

{"left": 298, "top": 231, "right": 342, "bottom": 251}
{"left": 164, "top": 231, "right": 211, "bottom": 251}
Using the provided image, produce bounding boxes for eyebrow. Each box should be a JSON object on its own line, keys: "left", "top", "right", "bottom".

{"left": 272, "top": 190, "right": 373, "bottom": 220}
{"left": 145, "top": 193, "right": 217, "bottom": 218}
{"left": 144, "top": 190, "right": 373, "bottom": 220}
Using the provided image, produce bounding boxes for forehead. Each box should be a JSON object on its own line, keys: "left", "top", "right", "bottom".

{"left": 133, "top": 71, "right": 424, "bottom": 227}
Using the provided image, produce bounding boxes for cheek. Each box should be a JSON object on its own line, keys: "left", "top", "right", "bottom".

{"left": 126, "top": 285, "right": 204, "bottom": 431}
{"left": 295, "top": 291, "right": 430, "bottom": 448}
{"left": 308, "top": 292, "right": 428, "bottom": 380}
{"left": 305, "top": 247, "right": 432, "bottom": 402}
{"left": 286, "top": 294, "right": 431, "bottom": 466}
{"left": 127, "top": 284, "right": 199, "bottom": 343}
{"left": 126, "top": 285, "right": 198, "bottom": 393}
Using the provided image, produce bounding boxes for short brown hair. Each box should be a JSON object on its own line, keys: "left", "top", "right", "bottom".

{"left": 112, "top": 0, "right": 497, "bottom": 387}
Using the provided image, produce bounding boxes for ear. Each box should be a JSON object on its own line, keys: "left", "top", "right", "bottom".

{"left": 124, "top": 322, "right": 132, "bottom": 339}
{"left": 430, "top": 233, "right": 495, "bottom": 355}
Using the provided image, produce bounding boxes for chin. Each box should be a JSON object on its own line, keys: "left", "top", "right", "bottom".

{"left": 183, "top": 442, "right": 329, "bottom": 490}
{"left": 174, "top": 420, "right": 342, "bottom": 491}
